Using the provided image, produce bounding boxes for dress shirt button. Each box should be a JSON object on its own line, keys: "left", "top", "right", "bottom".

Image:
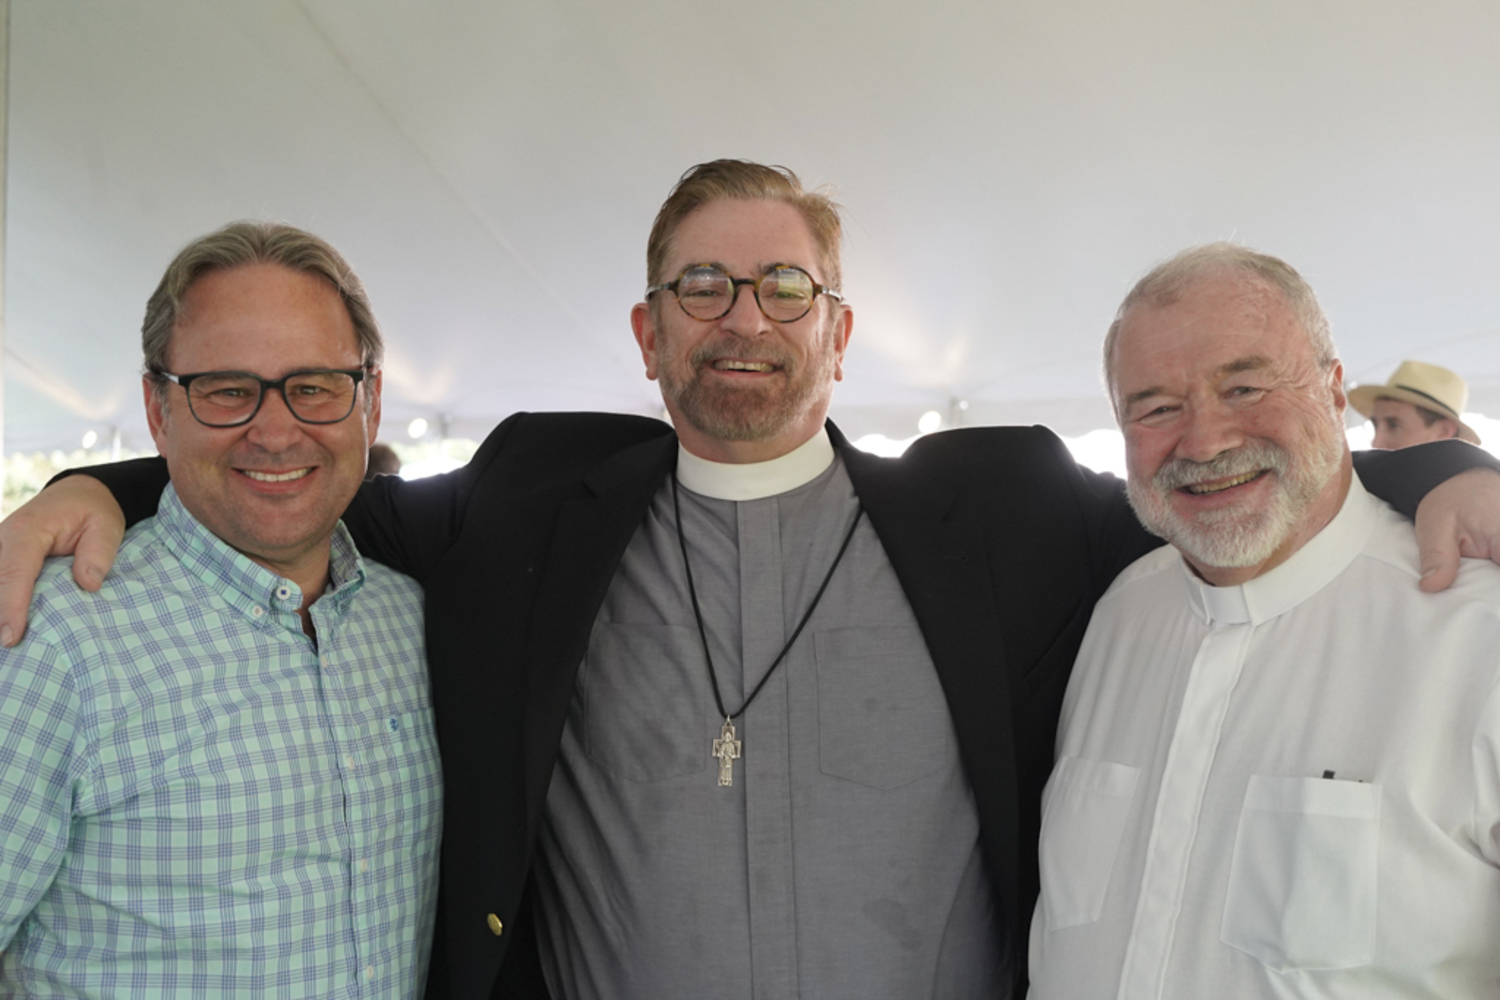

{"left": 359, "top": 858, "right": 370, "bottom": 873}
{"left": 275, "top": 584, "right": 293, "bottom": 601}
{"left": 364, "top": 964, "right": 374, "bottom": 981}
{"left": 345, "top": 754, "right": 355, "bottom": 769}
{"left": 486, "top": 913, "right": 504, "bottom": 936}
{"left": 250, "top": 605, "right": 265, "bottom": 618}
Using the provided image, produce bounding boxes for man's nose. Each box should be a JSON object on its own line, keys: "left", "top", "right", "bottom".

{"left": 718, "top": 281, "right": 773, "bottom": 336}
{"left": 1177, "top": 400, "right": 1245, "bottom": 463}
{"left": 245, "top": 387, "right": 305, "bottom": 447}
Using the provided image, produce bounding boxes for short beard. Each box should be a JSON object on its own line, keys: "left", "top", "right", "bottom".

{"left": 660, "top": 331, "right": 837, "bottom": 443}
{"left": 1126, "top": 426, "right": 1345, "bottom": 571}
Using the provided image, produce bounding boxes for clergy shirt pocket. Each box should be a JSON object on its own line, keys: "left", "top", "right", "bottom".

{"left": 1037, "top": 756, "right": 1140, "bottom": 930}
{"left": 582, "top": 623, "right": 709, "bottom": 782}
{"left": 814, "top": 627, "right": 953, "bottom": 790}
{"left": 1220, "top": 775, "right": 1380, "bottom": 972}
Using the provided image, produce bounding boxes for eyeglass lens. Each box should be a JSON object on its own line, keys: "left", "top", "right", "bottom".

{"left": 187, "top": 372, "right": 359, "bottom": 426}
{"left": 677, "top": 266, "right": 818, "bottom": 322}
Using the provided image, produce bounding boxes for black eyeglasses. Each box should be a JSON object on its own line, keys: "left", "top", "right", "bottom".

{"left": 157, "top": 368, "right": 371, "bottom": 428}
{"left": 646, "top": 264, "right": 842, "bottom": 323}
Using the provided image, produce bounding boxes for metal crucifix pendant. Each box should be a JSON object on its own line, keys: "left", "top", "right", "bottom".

{"left": 711, "top": 717, "right": 742, "bottom": 786}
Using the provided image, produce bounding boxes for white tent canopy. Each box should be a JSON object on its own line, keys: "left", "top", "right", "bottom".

{"left": 7, "top": 0, "right": 1500, "bottom": 456}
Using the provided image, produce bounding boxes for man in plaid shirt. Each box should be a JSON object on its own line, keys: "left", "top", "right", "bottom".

{"left": 0, "top": 222, "right": 441, "bottom": 998}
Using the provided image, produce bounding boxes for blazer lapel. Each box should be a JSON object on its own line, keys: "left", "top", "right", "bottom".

{"left": 522, "top": 433, "right": 678, "bottom": 825}
{"left": 835, "top": 423, "right": 1023, "bottom": 926}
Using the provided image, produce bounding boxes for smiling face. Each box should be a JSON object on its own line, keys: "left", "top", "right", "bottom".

{"left": 630, "top": 198, "right": 853, "bottom": 463}
{"left": 146, "top": 262, "right": 380, "bottom": 592}
{"left": 1109, "top": 270, "right": 1351, "bottom": 585}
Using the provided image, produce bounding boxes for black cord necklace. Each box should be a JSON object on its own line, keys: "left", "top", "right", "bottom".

{"left": 671, "top": 472, "right": 864, "bottom": 787}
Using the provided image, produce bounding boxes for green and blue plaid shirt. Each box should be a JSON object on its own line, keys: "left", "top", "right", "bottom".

{"left": 0, "top": 485, "right": 441, "bottom": 998}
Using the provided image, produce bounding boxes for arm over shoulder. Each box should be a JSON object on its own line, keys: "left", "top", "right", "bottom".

{"left": 906, "top": 424, "right": 1163, "bottom": 595}
{"left": 339, "top": 413, "right": 531, "bottom": 580}
{"left": 1353, "top": 439, "right": 1500, "bottom": 518}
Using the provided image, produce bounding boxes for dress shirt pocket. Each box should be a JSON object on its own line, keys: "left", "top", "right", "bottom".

{"left": 582, "top": 623, "right": 710, "bottom": 782}
{"left": 1037, "top": 756, "right": 1139, "bottom": 930}
{"left": 814, "top": 627, "right": 953, "bottom": 790}
{"left": 1221, "top": 775, "right": 1380, "bottom": 972}
{"left": 378, "top": 707, "right": 443, "bottom": 843}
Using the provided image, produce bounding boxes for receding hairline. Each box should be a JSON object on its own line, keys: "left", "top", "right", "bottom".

{"left": 1103, "top": 243, "right": 1336, "bottom": 413}
{"left": 141, "top": 221, "right": 383, "bottom": 420}
{"left": 658, "top": 205, "right": 831, "bottom": 278}
{"left": 645, "top": 159, "right": 844, "bottom": 293}
{"left": 171, "top": 260, "right": 359, "bottom": 339}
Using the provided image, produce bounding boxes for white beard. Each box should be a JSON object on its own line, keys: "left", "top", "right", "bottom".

{"left": 1126, "top": 427, "right": 1345, "bottom": 571}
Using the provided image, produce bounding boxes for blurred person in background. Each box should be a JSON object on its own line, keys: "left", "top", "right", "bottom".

{"left": 1349, "top": 359, "right": 1481, "bottom": 450}
{"left": 367, "top": 441, "right": 402, "bottom": 478}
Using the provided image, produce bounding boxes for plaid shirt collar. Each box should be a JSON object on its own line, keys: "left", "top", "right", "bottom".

{"left": 155, "top": 483, "right": 368, "bottom": 630}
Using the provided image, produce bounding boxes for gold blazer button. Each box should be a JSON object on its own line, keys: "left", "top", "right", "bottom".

{"left": 486, "top": 913, "right": 504, "bottom": 936}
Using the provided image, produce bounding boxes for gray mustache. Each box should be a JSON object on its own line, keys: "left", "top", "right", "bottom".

{"left": 1153, "top": 442, "right": 1289, "bottom": 491}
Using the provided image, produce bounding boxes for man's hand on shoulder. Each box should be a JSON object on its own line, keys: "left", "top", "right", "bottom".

{"left": 0, "top": 475, "right": 126, "bottom": 646}
{"left": 1414, "top": 467, "right": 1500, "bottom": 592}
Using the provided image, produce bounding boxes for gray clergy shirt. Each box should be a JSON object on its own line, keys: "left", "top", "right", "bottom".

{"left": 534, "top": 430, "right": 1006, "bottom": 999}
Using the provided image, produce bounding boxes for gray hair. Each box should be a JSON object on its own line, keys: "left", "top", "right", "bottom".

{"left": 1103, "top": 242, "right": 1336, "bottom": 411}
{"left": 142, "top": 221, "right": 382, "bottom": 386}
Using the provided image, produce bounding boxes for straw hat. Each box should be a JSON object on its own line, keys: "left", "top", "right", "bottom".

{"left": 1348, "top": 360, "right": 1480, "bottom": 445}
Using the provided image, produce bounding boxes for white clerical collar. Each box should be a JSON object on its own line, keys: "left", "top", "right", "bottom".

{"left": 1183, "top": 474, "right": 1378, "bottom": 627}
{"left": 675, "top": 428, "right": 836, "bottom": 501}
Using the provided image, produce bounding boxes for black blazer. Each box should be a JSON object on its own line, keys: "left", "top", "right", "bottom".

{"left": 87, "top": 416, "right": 1489, "bottom": 999}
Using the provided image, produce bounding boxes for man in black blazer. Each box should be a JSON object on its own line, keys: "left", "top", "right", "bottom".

{"left": 351, "top": 407, "right": 1164, "bottom": 998}
{"left": 3, "top": 161, "right": 1498, "bottom": 999}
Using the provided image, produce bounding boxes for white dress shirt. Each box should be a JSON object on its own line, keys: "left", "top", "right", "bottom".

{"left": 1030, "top": 476, "right": 1500, "bottom": 998}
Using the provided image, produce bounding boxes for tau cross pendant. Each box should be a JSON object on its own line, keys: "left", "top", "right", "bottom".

{"left": 711, "top": 717, "right": 742, "bottom": 786}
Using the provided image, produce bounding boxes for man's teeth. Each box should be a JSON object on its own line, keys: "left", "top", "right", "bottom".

{"left": 713, "top": 360, "right": 774, "bottom": 372}
{"left": 244, "top": 468, "right": 310, "bottom": 483}
{"left": 1185, "top": 471, "right": 1260, "bottom": 495}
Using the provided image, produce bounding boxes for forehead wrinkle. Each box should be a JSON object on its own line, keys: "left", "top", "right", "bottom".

{"left": 1121, "top": 354, "right": 1277, "bottom": 411}
{"left": 1218, "top": 355, "right": 1275, "bottom": 377}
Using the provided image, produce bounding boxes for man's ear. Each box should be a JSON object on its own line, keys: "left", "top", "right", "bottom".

{"left": 831, "top": 304, "right": 854, "bottom": 382}
{"left": 364, "top": 369, "right": 383, "bottom": 442}
{"left": 630, "top": 302, "right": 660, "bottom": 381}
{"left": 144, "top": 377, "right": 169, "bottom": 453}
{"left": 1327, "top": 360, "right": 1346, "bottom": 416}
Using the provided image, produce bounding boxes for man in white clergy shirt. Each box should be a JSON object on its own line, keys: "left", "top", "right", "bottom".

{"left": 1029, "top": 242, "right": 1500, "bottom": 998}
